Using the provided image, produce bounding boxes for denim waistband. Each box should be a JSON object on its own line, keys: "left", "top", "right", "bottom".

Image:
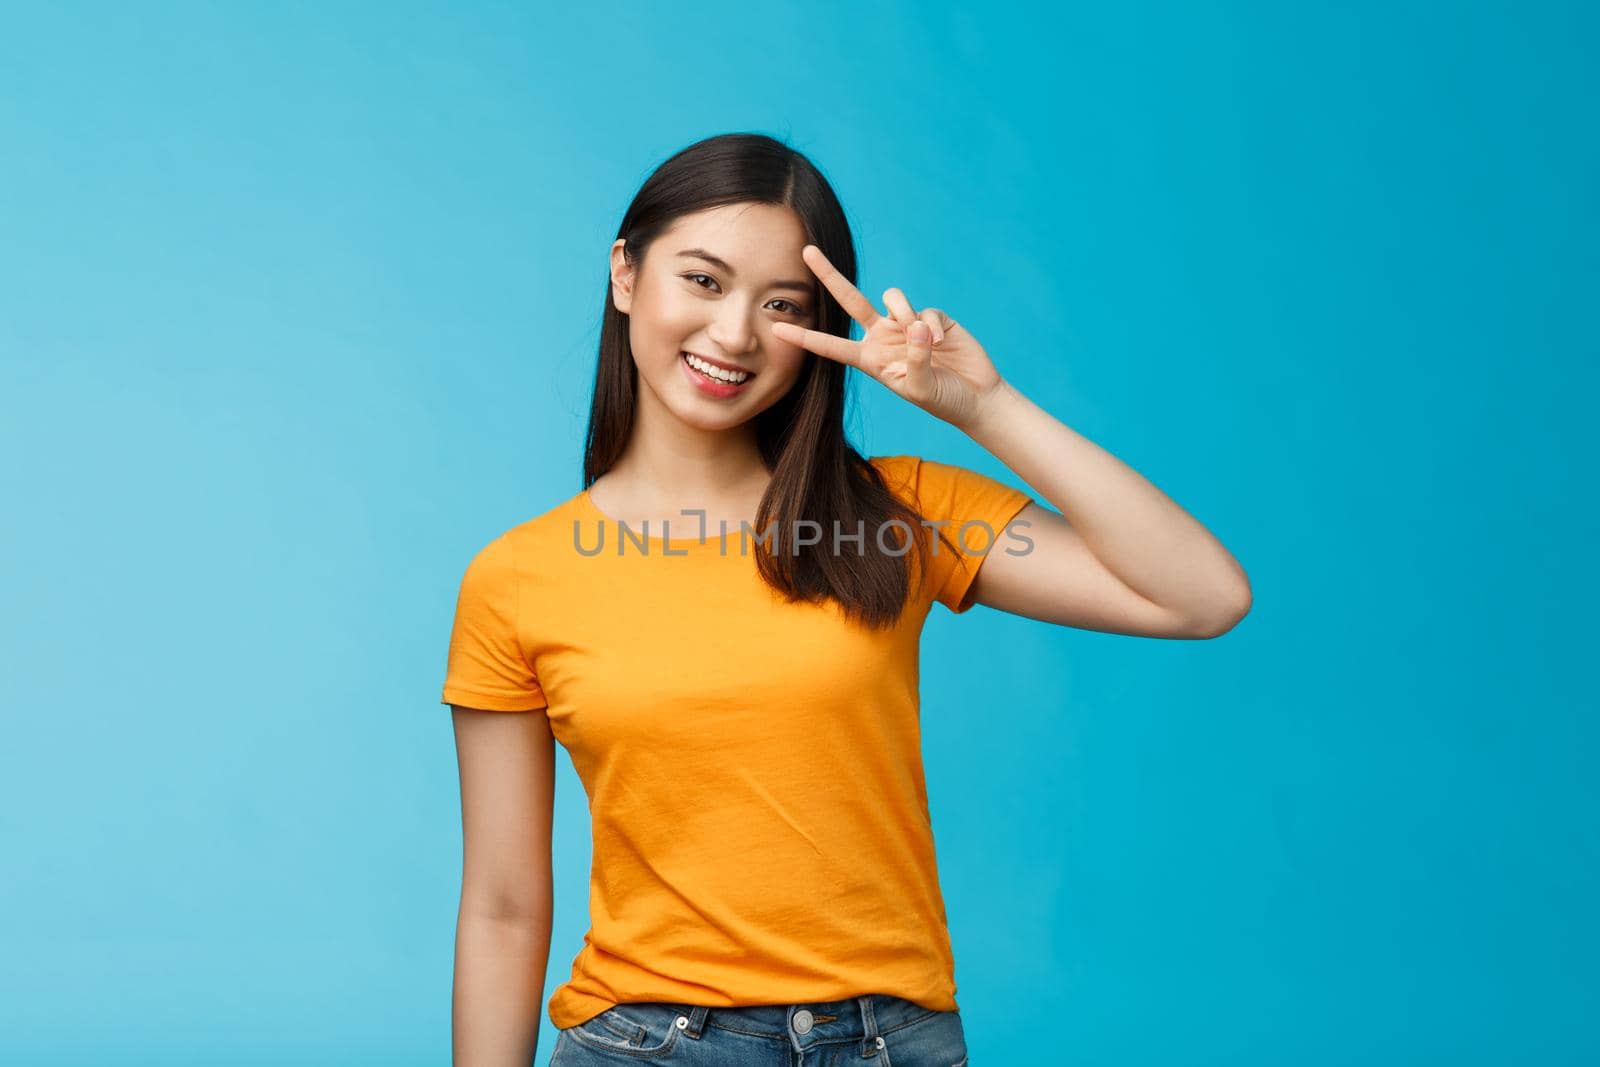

{"left": 633, "top": 992, "right": 944, "bottom": 1055}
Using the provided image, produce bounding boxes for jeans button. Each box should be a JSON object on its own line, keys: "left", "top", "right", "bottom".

{"left": 792, "top": 1008, "right": 814, "bottom": 1034}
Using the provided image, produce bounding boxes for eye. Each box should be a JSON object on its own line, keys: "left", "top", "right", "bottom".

{"left": 683, "top": 273, "right": 808, "bottom": 318}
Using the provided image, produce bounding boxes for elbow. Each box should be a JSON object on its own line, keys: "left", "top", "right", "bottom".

{"left": 459, "top": 893, "right": 554, "bottom": 930}
{"left": 1185, "top": 578, "right": 1253, "bottom": 639}
{"left": 459, "top": 874, "right": 554, "bottom": 927}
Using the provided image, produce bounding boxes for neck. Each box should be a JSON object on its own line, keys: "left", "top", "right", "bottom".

{"left": 604, "top": 405, "right": 769, "bottom": 507}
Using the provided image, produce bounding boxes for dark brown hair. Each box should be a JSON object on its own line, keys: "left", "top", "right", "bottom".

{"left": 582, "top": 132, "right": 952, "bottom": 630}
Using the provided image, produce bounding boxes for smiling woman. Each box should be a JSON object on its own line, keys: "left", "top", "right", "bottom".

{"left": 584, "top": 147, "right": 967, "bottom": 629}
{"left": 440, "top": 130, "right": 1248, "bottom": 1067}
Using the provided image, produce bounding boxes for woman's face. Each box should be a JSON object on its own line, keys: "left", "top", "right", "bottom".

{"left": 609, "top": 202, "right": 818, "bottom": 433}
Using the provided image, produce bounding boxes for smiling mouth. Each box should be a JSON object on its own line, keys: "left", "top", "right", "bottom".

{"left": 681, "top": 351, "right": 755, "bottom": 385}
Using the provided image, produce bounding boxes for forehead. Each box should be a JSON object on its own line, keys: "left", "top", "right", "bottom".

{"left": 656, "top": 202, "right": 809, "bottom": 278}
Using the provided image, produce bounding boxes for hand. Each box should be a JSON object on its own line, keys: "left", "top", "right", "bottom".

{"left": 771, "top": 244, "right": 1008, "bottom": 432}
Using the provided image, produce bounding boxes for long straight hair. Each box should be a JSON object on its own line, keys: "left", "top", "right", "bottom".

{"left": 582, "top": 132, "right": 951, "bottom": 630}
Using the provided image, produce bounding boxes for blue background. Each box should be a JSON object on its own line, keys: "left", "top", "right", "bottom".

{"left": 2, "top": 2, "right": 1594, "bottom": 1063}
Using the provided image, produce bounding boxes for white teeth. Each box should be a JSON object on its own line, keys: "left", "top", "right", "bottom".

{"left": 683, "top": 352, "right": 750, "bottom": 384}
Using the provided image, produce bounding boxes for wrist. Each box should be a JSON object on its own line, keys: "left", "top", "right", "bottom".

{"left": 959, "top": 377, "right": 1024, "bottom": 439}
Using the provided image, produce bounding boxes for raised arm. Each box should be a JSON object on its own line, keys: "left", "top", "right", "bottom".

{"left": 450, "top": 704, "right": 557, "bottom": 1066}
{"left": 958, "top": 380, "right": 1251, "bottom": 637}
{"left": 771, "top": 244, "right": 1252, "bottom": 639}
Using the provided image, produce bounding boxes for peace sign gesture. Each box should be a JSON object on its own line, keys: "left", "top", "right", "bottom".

{"left": 771, "top": 244, "right": 1008, "bottom": 432}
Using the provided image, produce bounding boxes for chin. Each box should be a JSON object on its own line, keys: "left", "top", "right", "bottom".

{"left": 669, "top": 399, "right": 763, "bottom": 432}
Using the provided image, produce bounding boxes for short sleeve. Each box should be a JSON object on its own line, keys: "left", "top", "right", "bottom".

{"left": 440, "top": 532, "right": 548, "bottom": 711}
{"left": 912, "top": 456, "right": 1034, "bottom": 614}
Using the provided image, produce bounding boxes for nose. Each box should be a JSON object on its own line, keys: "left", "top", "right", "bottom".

{"left": 705, "top": 300, "right": 761, "bottom": 357}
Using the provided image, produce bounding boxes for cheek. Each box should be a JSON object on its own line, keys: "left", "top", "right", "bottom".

{"left": 742, "top": 356, "right": 809, "bottom": 405}
{"left": 763, "top": 349, "right": 811, "bottom": 388}
{"left": 629, "top": 292, "right": 700, "bottom": 357}
{"left": 657, "top": 302, "right": 706, "bottom": 343}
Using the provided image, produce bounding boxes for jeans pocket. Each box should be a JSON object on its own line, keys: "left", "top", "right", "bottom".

{"left": 879, "top": 1005, "right": 968, "bottom": 1067}
{"left": 565, "top": 1003, "right": 685, "bottom": 1059}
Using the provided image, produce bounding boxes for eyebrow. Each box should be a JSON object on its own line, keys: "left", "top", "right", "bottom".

{"left": 675, "top": 248, "right": 814, "bottom": 295}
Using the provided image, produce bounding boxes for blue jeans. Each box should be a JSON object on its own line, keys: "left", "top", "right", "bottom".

{"left": 550, "top": 993, "right": 968, "bottom": 1066}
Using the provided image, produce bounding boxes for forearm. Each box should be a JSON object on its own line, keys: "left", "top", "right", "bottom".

{"left": 453, "top": 907, "right": 553, "bottom": 1067}
{"left": 963, "top": 379, "right": 1251, "bottom": 626}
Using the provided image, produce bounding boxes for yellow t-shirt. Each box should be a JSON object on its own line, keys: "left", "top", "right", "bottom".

{"left": 440, "top": 453, "right": 1033, "bottom": 1030}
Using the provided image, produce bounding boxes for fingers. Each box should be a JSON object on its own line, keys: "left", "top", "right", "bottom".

{"left": 882, "top": 289, "right": 946, "bottom": 346}
{"left": 902, "top": 319, "right": 936, "bottom": 398}
{"left": 883, "top": 287, "right": 916, "bottom": 325}
{"left": 770, "top": 321, "right": 862, "bottom": 368}
{"left": 801, "top": 245, "right": 881, "bottom": 331}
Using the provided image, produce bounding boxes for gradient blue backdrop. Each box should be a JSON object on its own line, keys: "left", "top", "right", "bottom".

{"left": 2, "top": 2, "right": 1593, "bottom": 1064}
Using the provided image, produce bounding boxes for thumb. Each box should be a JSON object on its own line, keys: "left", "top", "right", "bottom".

{"left": 903, "top": 320, "right": 935, "bottom": 399}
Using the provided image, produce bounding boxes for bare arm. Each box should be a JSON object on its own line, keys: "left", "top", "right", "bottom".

{"left": 768, "top": 246, "right": 1250, "bottom": 639}
{"left": 963, "top": 381, "right": 1253, "bottom": 638}
{"left": 450, "top": 704, "right": 557, "bottom": 1066}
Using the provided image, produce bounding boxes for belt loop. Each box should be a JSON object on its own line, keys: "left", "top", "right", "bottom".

{"left": 857, "top": 995, "right": 882, "bottom": 1057}
{"left": 682, "top": 1005, "right": 710, "bottom": 1039}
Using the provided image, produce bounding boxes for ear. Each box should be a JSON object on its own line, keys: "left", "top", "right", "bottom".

{"left": 609, "top": 238, "right": 636, "bottom": 315}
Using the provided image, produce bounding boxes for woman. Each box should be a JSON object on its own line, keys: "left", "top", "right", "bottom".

{"left": 441, "top": 132, "right": 1251, "bottom": 1066}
